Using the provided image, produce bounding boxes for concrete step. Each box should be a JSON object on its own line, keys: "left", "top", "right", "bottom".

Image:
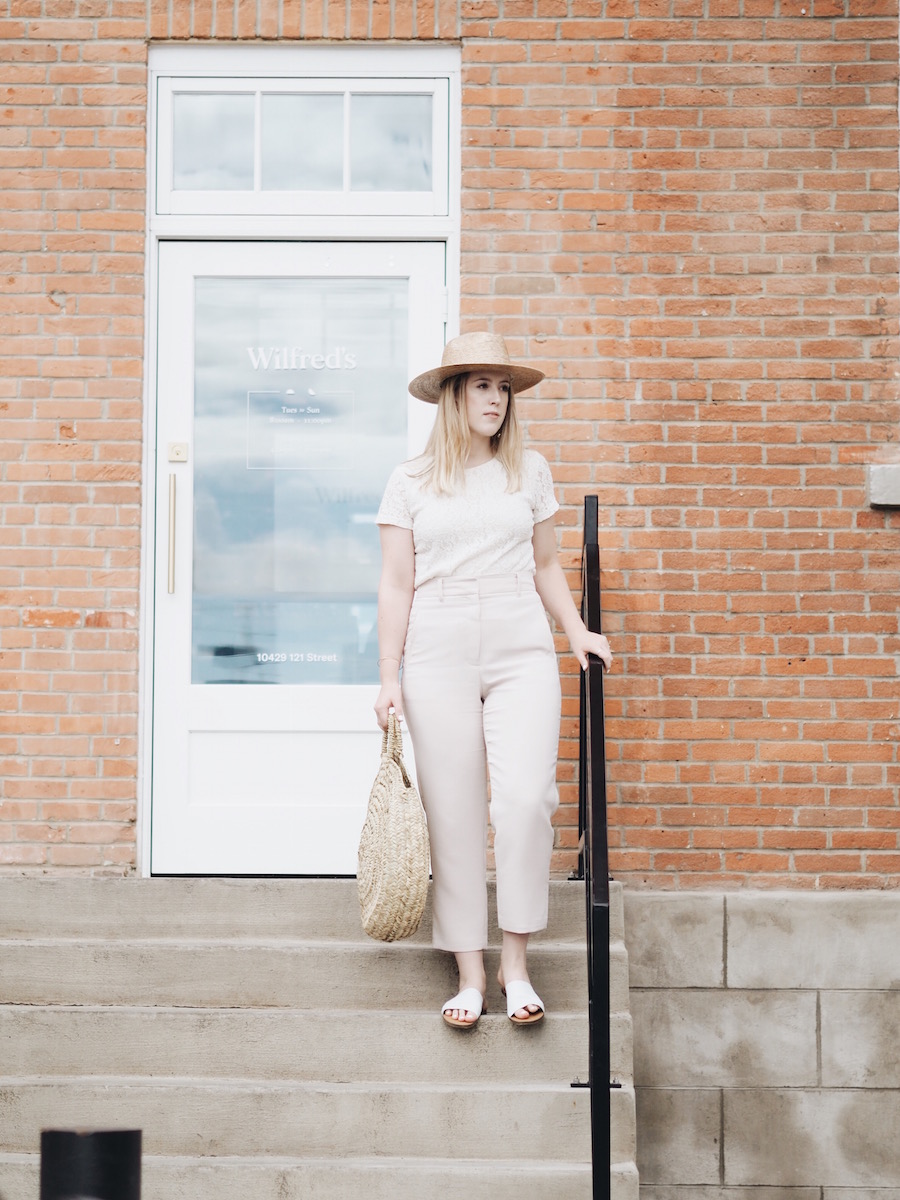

{"left": 0, "top": 877, "right": 601, "bottom": 942}
{"left": 0, "top": 1078, "right": 634, "bottom": 1168}
{"left": 0, "top": 1004, "right": 633, "bottom": 1085}
{"left": 0, "top": 1077, "right": 611, "bottom": 1162}
{"left": 0, "top": 937, "right": 614, "bottom": 1011}
{"left": 0, "top": 1154, "right": 640, "bottom": 1200}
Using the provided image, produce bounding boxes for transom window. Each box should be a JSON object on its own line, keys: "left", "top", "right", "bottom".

{"left": 156, "top": 75, "right": 449, "bottom": 217}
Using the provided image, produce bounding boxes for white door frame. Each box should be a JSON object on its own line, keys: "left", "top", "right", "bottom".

{"left": 146, "top": 240, "right": 445, "bottom": 875}
{"left": 137, "top": 43, "right": 461, "bottom": 875}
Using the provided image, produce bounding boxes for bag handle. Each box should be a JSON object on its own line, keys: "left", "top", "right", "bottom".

{"left": 383, "top": 712, "right": 413, "bottom": 789}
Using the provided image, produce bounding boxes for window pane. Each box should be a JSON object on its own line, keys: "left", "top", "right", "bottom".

{"left": 173, "top": 93, "right": 255, "bottom": 190}
{"left": 191, "top": 275, "right": 409, "bottom": 685}
{"left": 261, "top": 93, "right": 344, "bottom": 191}
{"left": 350, "top": 93, "right": 432, "bottom": 192}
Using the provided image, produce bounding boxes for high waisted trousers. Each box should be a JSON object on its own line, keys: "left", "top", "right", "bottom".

{"left": 401, "top": 574, "right": 562, "bottom": 952}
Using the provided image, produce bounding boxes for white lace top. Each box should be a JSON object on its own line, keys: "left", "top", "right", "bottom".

{"left": 376, "top": 450, "right": 559, "bottom": 588}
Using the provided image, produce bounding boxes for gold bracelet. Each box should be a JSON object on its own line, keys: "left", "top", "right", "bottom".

{"left": 377, "top": 656, "right": 401, "bottom": 665}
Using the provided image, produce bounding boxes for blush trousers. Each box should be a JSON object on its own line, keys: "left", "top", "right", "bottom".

{"left": 401, "top": 574, "right": 562, "bottom": 952}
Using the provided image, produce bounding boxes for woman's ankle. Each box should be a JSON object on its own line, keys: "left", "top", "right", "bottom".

{"left": 454, "top": 949, "right": 486, "bottom": 994}
{"left": 499, "top": 931, "right": 530, "bottom": 985}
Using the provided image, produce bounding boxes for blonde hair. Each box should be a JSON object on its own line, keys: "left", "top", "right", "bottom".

{"left": 416, "top": 372, "right": 524, "bottom": 494}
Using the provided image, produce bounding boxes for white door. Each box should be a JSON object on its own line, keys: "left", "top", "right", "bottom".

{"left": 150, "top": 241, "right": 443, "bottom": 873}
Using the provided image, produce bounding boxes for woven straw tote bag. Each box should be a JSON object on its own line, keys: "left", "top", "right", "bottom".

{"left": 357, "top": 713, "right": 430, "bottom": 942}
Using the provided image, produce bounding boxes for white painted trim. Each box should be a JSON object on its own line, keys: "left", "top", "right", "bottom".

{"left": 148, "top": 215, "right": 458, "bottom": 239}
{"left": 136, "top": 243, "right": 157, "bottom": 878}
{"left": 149, "top": 43, "right": 462, "bottom": 76}
{"left": 137, "top": 78, "right": 161, "bottom": 876}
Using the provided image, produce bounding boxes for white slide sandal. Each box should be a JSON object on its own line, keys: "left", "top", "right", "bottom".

{"left": 441, "top": 987, "right": 486, "bottom": 1029}
{"left": 503, "top": 980, "right": 544, "bottom": 1025}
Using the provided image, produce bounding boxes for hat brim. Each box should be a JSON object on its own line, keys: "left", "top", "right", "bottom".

{"left": 408, "top": 361, "right": 545, "bottom": 404}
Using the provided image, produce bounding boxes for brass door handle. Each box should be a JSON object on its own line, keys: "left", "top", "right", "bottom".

{"left": 167, "top": 473, "right": 176, "bottom": 593}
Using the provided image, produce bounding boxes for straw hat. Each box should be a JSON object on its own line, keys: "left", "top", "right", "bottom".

{"left": 408, "top": 332, "right": 545, "bottom": 403}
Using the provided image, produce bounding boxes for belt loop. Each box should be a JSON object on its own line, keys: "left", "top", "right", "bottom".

{"left": 439, "top": 577, "right": 445, "bottom": 602}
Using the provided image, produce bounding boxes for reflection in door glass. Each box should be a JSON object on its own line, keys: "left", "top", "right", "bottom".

{"left": 192, "top": 277, "right": 408, "bottom": 685}
{"left": 173, "top": 93, "right": 255, "bottom": 190}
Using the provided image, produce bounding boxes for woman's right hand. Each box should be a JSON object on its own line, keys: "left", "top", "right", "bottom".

{"left": 374, "top": 683, "right": 404, "bottom": 729}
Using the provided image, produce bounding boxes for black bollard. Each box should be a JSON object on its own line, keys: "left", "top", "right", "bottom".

{"left": 40, "top": 1130, "right": 141, "bottom": 1200}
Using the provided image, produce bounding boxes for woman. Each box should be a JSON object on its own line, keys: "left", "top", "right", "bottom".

{"left": 375, "top": 332, "right": 611, "bottom": 1029}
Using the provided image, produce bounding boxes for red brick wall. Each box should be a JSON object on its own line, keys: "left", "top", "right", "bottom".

{"left": 1, "top": 1, "right": 148, "bottom": 870}
{"left": 1, "top": 0, "right": 898, "bottom": 883}
{"left": 574, "top": 1, "right": 900, "bottom": 889}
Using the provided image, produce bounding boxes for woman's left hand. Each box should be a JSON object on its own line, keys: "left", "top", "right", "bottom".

{"left": 568, "top": 627, "right": 612, "bottom": 672}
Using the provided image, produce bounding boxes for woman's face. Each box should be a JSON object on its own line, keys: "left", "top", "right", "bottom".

{"left": 463, "top": 370, "right": 511, "bottom": 443}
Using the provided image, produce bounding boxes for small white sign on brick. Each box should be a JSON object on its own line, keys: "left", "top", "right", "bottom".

{"left": 867, "top": 463, "right": 900, "bottom": 507}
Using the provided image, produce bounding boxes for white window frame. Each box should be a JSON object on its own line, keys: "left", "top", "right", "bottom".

{"left": 146, "top": 44, "right": 461, "bottom": 241}
{"left": 138, "top": 43, "right": 461, "bottom": 875}
{"left": 157, "top": 75, "right": 450, "bottom": 218}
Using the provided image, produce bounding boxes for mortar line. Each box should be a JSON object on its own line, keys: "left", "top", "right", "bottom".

{"left": 816, "top": 989, "right": 822, "bottom": 1087}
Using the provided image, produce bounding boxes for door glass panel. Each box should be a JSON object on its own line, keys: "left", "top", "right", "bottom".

{"left": 191, "top": 276, "right": 408, "bottom": 685}
{"left": 173, "top": 93, "right": 255, "bottom": 190}
{"left": 350, "top": 94, "right": 432, "bottom": 191}
{"left": 261, "top": 93, "right": 344, "bottom": 191}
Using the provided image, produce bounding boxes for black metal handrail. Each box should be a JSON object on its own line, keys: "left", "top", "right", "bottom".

{"left": 571, "top": 494, "right": 613, "bottom": 1200}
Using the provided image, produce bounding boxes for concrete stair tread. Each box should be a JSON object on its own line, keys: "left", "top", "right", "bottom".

{"left": 1, "top": 1001, "right": 595, "bottom": 1014}
{"left": 0, "top": 1004, "right": 633, "bottom": 1084}
{"left": 2, "top": 1073, "right": 592, "bottom": 1093}
{"left": 1, "top": 1077, "right": 613, "bottom": 1162}
{"left": 0, "top": 934, "right": 588, "bottom": 948}
{"left": 0, "top": 1149, "right": 629, "bottom": 1167}
{"left": 0, "top": 1154, "right": 639, "bottom": 1199}
{"left": 1, "top": 939, "right": 613, "bottom": 1012}
{"left": 0, "top": 877, "right": 611, "bottom": 941}
{"left": 0, "top": 1150, "right": 598, "bottom": 1170}
{"left": 0, "top": 1153, "right": 645, "bottom": 1200}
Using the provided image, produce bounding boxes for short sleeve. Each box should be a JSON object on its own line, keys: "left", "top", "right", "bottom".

{"left": 376, "top": 465, "right": 414, "bottom": 529}
{"left": 530, "top": 453, "right": 559, "bottom": 524}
